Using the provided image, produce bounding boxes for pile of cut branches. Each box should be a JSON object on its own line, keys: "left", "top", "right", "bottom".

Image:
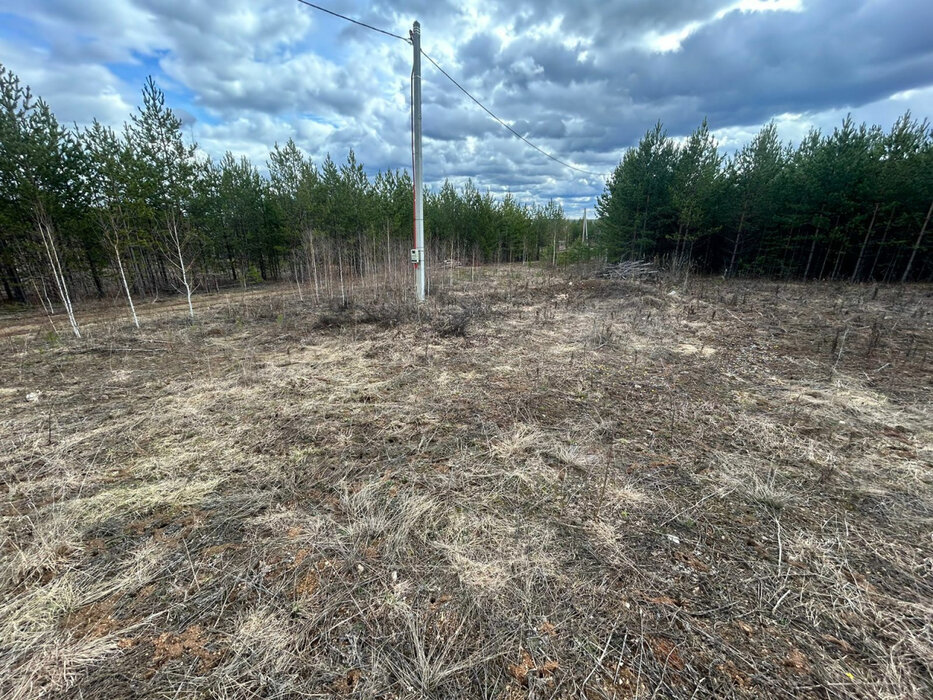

{"left": 596, "top": 259, "right": 659, "bottom": 280}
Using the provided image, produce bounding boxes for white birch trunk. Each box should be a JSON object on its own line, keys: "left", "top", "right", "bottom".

{"left": 171, "top": 219, "right": 194, "bottom": 319}
{"left": 31, "top": 278, "right": 54, "bottom": 315}
{"left": 293, "top": 253, "right": 304, "bottom": 301}
{"left": 114, "top": 242, "right": 140, "bottom": 328}
{"left": 337, "top": 243, "right": 346, "bottom": 306}
{"left": 39, "top": 220, "right": 81, "bottom": 338}
{"left": 307, "top": 231, "right": 320, "bottom": 303}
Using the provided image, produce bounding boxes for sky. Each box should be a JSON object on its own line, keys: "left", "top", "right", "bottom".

{"left": 1, "top": 0, "right": 932, "bottom": 217}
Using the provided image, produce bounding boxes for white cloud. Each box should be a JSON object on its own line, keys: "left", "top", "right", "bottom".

{"left": 0, "top": 0, "right": 930, "bottom": 218}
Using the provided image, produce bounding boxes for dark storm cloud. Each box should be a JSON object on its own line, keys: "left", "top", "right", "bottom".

{"left": 512, "top": 116, "right": 567, "bottom": 139}
{"left": 458, "top": 33, "right": 502, "bottom": 78}
{"left": 422, "top": 104, "right": 499, "bottom": 141}
{"left": 617, "top": 0, "right": 933, "bottom": 126}
{"left": 434, "top": 0, "right": 933, "bottom": 173}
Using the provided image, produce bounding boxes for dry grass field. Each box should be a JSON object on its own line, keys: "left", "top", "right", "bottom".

{"left": 1, "top": 267, "right": 931, "bottom": 699}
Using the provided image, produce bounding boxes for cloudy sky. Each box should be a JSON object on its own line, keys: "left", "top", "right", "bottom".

{"left": 1, "top": 0, "right": 931, "bottom": 216}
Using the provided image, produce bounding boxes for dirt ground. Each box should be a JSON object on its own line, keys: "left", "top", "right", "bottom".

{"left": 1, "top": 267, "right": 931, "bottom": 699}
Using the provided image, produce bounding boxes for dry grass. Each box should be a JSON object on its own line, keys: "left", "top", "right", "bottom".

{"left": 0, "top": 268, "right": 931, "bottom": 698}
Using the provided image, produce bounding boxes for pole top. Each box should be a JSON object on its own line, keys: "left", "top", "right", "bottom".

{"left": 413, "top": 20, "right": 420, "bottom": 33}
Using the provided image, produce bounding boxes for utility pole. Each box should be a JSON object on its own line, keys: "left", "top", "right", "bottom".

{"left": 410, "top": 21, "right": 426, "bottom": 301}
{"left": 582, "top": 207, "right": 588, "bottom": 244}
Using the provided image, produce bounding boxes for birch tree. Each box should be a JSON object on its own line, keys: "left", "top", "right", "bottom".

{"left": 1, "top": 65, "right": 83, "bottom": 335}
{"left": 83, "top": 120, "right": 140, "bottom": 327}
{"left": 125, "top": 77, "right": 197, "bottom": 318}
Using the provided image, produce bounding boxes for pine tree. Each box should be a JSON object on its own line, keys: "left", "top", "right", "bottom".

{"left": 125, "top": 76, "right": 198, "bottom": 317}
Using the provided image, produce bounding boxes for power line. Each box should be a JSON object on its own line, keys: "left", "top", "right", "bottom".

{"left": 420, "top": 49, "right": 606, "bottom": 178}
{"left": 293, "top": 1, "right": 604, "bottom": 179}
{"left": 295, "top": 0, "right": 410, "bottom": 43}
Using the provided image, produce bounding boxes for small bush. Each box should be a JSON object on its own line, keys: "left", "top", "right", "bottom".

{"left": 431, "top": 302, "right": 490, "bottom": 337}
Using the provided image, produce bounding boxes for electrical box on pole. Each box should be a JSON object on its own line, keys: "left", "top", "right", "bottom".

{"left": 411, "top": 21, "right": 426, "bottom": 301}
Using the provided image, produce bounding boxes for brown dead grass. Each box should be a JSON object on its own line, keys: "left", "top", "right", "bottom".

{"left": 0, "top": 266, "right": 931, "bottom": 698}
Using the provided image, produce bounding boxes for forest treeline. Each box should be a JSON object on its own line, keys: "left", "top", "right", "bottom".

{"left": 0, "top": 65, "right": 563, "bottom": 311}
{"left": 2, "top": 62, "right": 932, "bottom": 320}
{"left": 597, "top": 118, "right": 933, "bottom": 281}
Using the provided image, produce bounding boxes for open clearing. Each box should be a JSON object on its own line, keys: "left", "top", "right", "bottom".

{"left": 1, "top": 268, "right": 931, "bottom": 699}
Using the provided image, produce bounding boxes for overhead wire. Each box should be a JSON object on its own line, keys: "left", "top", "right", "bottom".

{"left": 419, "top": 49, "right": 606, "bottom": 178}
{"left": 295, "top": 0, "right": 410, "bottom": 42}
{"left": 294, "top": 0, "right": 606, "bottom": 179}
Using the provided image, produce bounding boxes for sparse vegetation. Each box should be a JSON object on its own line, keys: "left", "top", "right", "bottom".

{"left": 1, "top": 267, "right": 930, "bottom": 698}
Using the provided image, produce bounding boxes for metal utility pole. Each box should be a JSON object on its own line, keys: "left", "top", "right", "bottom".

{"left": 582, "top": 207, "right": 588, "bottom": 243}
{"left": 410, "top": 21, "right": 426, "bottom": 301}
